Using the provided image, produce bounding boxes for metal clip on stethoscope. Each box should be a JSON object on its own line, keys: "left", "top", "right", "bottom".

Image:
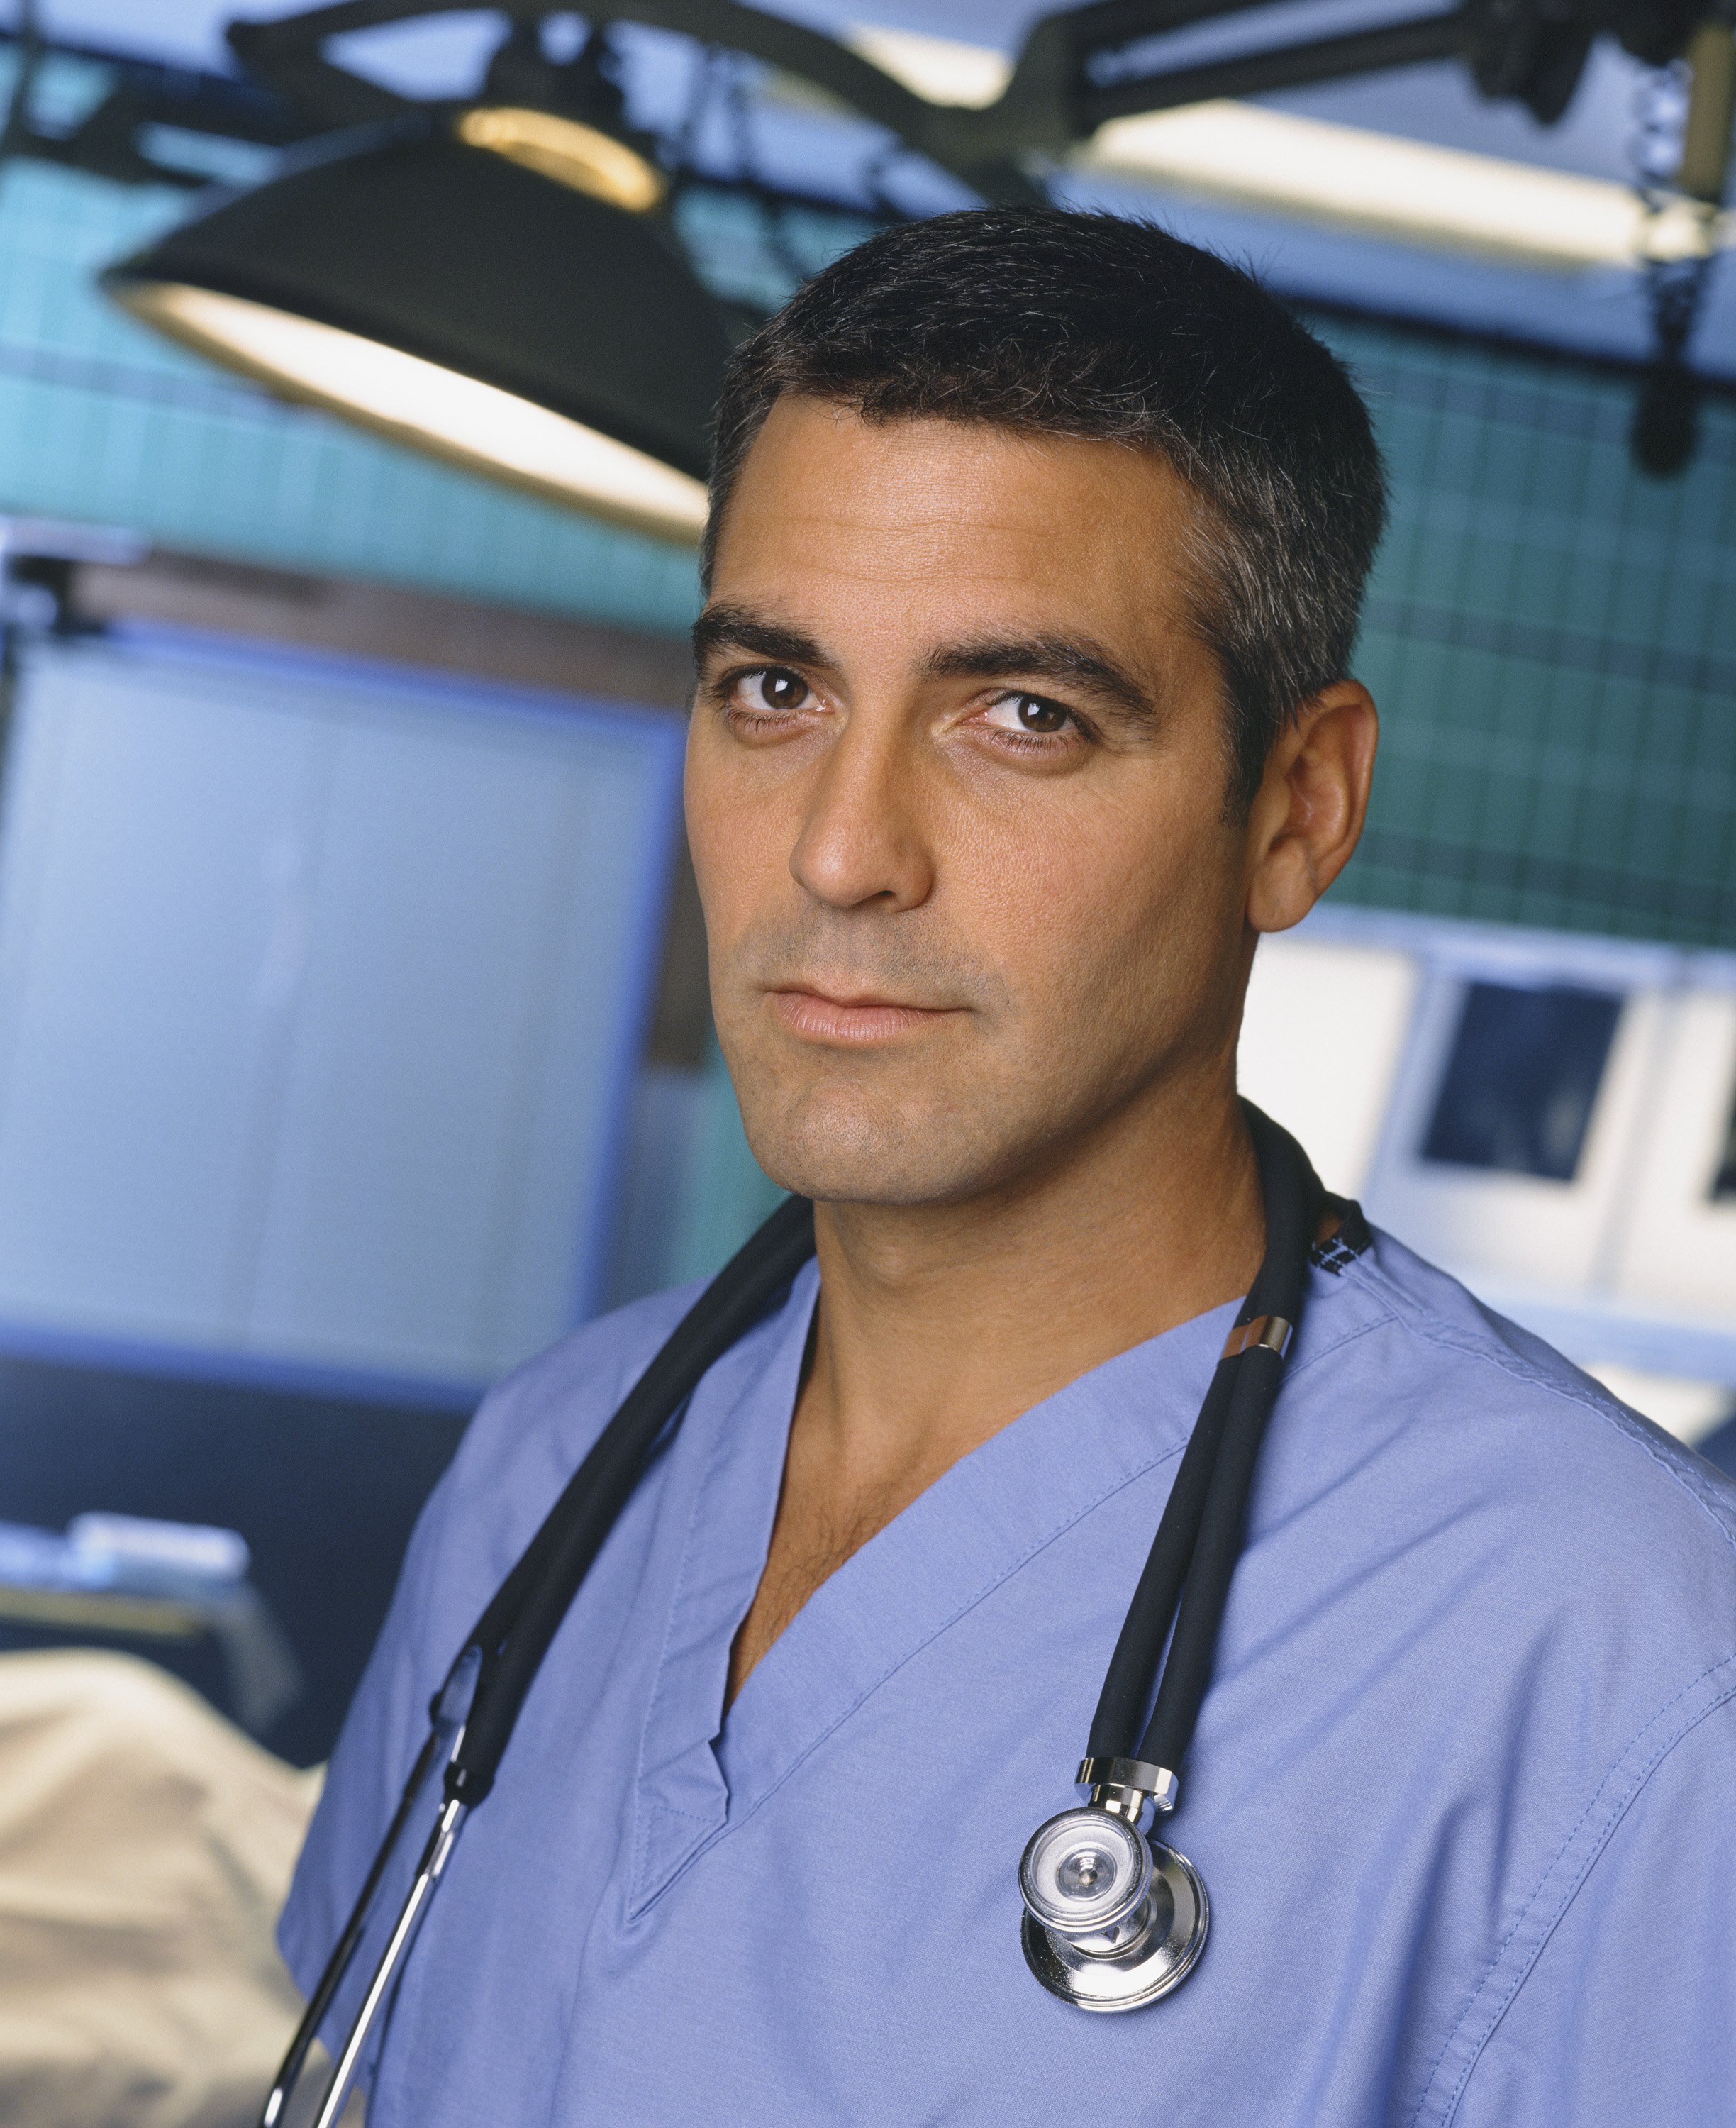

{"left": 261, "top": 1103, "right": 1320, "bottom": 2124}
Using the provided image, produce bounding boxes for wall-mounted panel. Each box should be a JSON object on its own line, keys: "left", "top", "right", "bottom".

{"left": 1240, "top": 905, "right": 1736, "bottom": 1414}
{"left": 1361, "top": 968, "right": 1664, "bottom": 1292}
{"left": 1612, "top": 987, "right": 1736, "bottom": 1321}
{"left": 0, "top": 627, "right": 684, "bottom": 1395}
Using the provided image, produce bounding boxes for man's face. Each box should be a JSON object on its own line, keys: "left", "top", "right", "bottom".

{"left": 686, "top": 397, "right": 1264, "bottom": 1208}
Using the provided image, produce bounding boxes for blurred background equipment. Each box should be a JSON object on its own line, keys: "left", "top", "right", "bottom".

{"left": 1240, "top": 907, "right": 1736, "bottom": 1451}
{"left": 0, "top": 1511, "right": 301, "bottom": 1734}
{"left": 2, "top": 0, "right": 1732, "bottom": 483}
{"left": 0, "top": 1648, "right": 318, "bottom": 2128}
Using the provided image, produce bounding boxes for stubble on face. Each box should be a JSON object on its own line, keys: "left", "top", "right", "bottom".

{"left": 687, "top": 400, "right": 1252, "bottom": 1213}
{"left": 717, "top": 897, "right": 1008, "bottom": 1202}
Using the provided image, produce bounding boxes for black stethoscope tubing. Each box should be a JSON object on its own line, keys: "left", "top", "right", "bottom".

{"left": 261, "top": 1102, "right": 1319, "bottom": 2123}
{"left": 1089, "top": 1105, "right": 1317, "bottom": 1775}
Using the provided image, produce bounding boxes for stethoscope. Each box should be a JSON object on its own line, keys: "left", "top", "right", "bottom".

{"left": 262, "top": 1102, "right": 1319, "bottom": 2124}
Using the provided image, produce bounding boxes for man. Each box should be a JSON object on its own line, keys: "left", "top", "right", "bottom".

{"left": 281, "top": 211, "right": 1736, "bottom": 2125}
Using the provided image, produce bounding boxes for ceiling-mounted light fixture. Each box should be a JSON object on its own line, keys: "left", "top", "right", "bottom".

{"left": 96, "top": 0, "right": 1729, "bottom": 505}
{"left": 103, "top": 116, "right": 722, "bottom": 543}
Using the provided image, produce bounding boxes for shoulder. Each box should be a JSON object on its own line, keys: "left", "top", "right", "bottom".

{"left": 1350, "top": 1221, "right": 1733, "bottom": 1541}
{"left": 378, "top": 1282, "right": 716, "bottom": 1670}
{"left": 451, "top": 1280, "right": 712, "bottom": 1501}
{"left": 1337, "top": 1231, "right": 1736, "bottom": 2125}
{"left": 1290, "top": 1214, "right": 1736, "bottom": 1651}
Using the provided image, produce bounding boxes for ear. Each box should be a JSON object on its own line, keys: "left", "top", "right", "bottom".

{"left": 1243, "top": 681, "right": 1379, "bottom": 933}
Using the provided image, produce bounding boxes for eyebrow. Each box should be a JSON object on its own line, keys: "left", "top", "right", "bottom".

{"left": 921, "top": 636, "right": 1156, "bottom": 726}
{"left": 691, "top": 604, "right": 827, "bottom": 672}
{"left": 691, "top": 606, "right": 1157, "bottom": 729}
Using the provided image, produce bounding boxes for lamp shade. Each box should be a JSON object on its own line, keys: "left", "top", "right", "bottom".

{"left": 102, "top": 121, "right": 729, "bottom": 543}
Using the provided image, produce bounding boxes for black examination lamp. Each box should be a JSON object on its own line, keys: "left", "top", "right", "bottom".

{"left": 101, "top": 109, "right": 730, "bottom": 543}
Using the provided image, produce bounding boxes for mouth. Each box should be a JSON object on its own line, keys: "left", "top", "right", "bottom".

{"left": 769, "top": 987, "right": 959, "bottom": 1046}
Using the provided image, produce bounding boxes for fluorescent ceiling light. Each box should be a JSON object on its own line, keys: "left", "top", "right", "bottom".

{"left": 850, "top": 25, "right": 1733, "bottom": 272}
{"left": 848, "top": 26, "right": 1013, "bottom": 110}
{"left": 118, "top": 282, "right": 710, "bottom": 543}
{"left": 1084, "top": 102, "right": 1730, "bottom": 270}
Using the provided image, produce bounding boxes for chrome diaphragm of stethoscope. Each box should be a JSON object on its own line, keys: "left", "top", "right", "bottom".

{"left": 1019, "top": 1763, "right": 1208, "bottom": 2012}
{"left": 260, "top": 1104, "right": 1320, "bottom": 2123}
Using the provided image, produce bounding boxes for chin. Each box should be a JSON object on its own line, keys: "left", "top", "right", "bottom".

{"left": 740, "top": 1086, "right": 1013, "bottom": 1208}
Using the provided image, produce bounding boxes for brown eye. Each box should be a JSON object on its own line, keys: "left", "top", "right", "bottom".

{"left": 757, "top": 669, "right": 808, "bottom": 710}
{"left": 1015, "top": 697, "right": 1067, "bottom": 733}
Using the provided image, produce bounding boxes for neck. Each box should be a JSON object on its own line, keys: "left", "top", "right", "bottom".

{"left": 799, "top": 1076, "right": 1264, "bottom": 1495}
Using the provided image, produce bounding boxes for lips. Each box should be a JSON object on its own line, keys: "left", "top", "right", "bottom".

{"left": 770, "top": 988, "right": 955, "bottom": 1045}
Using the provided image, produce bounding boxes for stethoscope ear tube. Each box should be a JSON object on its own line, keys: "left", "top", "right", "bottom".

{"left": 258, "top": 1648, "right": 480, "bottom": 2127}
{"left": 304, "top": 1788, "right": 470, "bottom": 2128}
{"left": 257, "top": 1724, "right": 443, "bottom": 2128}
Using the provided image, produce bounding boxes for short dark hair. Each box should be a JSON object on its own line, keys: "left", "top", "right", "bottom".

{"left": 703, "top": 208, "right": 1387, "bottom": 808}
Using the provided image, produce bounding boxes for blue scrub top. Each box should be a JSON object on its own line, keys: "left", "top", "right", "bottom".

{"left": 282, "top": 1219, "right": 1736, "bottom": 2126}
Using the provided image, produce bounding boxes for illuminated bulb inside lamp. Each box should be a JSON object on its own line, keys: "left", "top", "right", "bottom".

{"left": 113, "top": 282, "right": 708, "bottom": 544}
{"left": 457, "top": 107, "right": 666, "bottom": 214}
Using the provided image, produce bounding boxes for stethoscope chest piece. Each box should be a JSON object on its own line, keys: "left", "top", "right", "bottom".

{"left": 1018, "top": 1806, "right": 1208, "bottom": 2012}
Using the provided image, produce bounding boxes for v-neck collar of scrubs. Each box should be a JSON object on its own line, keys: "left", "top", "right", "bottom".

{"left": 629, "top": 1258, "right": 1240, "bottom": 1918}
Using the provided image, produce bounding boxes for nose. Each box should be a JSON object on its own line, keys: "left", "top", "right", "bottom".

{"left": 788, "top": 713, "right": 935, "bottom": 914}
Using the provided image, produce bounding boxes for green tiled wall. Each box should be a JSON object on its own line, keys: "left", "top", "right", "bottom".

{"left": 0, "top": 133, "right": 1729, "bottom": 948}
{"left": 1316, "top": 317, "right": 1735, "bottom": 947}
